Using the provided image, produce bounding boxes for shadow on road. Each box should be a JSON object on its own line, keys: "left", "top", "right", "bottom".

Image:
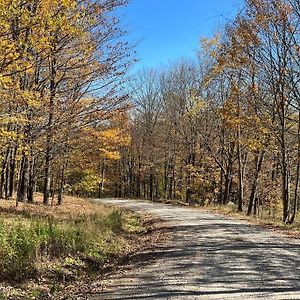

{"left": 90, "top": 199, "right": 300, "bottom": 300}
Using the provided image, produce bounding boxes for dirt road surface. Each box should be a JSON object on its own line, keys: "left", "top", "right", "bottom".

{"left": 93, "top": 199, "right": 300, "bottom": 300}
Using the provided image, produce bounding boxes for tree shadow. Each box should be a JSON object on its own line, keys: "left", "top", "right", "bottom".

{"left": 95, "top": 221, "right": 300, "bottom": 299}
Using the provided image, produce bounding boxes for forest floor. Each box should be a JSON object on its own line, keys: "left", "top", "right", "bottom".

{"left": 89, "top": 198, "right": 300, "bottom": 300}
{"left": 0, "top": 195, "right": 168, "bottom": 300}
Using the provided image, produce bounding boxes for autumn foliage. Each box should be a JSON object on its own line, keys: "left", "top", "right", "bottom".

{"left": 104, "top": 0, "right": 300, "bottom": 224}
{"left": 0, "top": 0, "right": 132, "bottom": 205}
{"left": 1, "top": 0, "right": 299, "bottom": 226}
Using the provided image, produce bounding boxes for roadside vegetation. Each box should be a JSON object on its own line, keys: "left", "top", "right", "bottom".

{"left": 202, "top": 201, "right": 300, "bottom": 238}
{"left": 0, "top": 195, "right": 150, "bottom": 299}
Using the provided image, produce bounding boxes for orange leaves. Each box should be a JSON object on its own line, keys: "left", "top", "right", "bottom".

{"left": 71, "top": 116, "right": 131, "bottom": 171}
{"left": 236, "top": 19, "right": 261, "bottom": 47}
{"left": 97, "top": 127, "right": 130, "bottom": 160}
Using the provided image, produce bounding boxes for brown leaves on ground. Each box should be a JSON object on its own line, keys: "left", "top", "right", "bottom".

{"left": 0, "top": 194, "right": 111, "bottom": 222}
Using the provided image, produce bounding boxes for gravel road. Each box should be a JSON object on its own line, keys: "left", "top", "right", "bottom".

{"left": 93, "top": 199, "right": 300, "bottom": 300}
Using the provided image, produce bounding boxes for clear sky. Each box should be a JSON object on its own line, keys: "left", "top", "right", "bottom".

{"left": 123, "top": 0, "right": 244, "bottom": 72}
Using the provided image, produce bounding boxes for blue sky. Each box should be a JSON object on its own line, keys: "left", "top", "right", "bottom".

{"left": 122, "top": 0, "right": 244, "bottom": 72}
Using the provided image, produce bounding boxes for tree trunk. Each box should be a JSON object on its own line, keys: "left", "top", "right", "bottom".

{"left": 98, "top": 159, "right": 105, "bottom": 198}
{"left": 17, "top": 153, "right": 29, "bottom": 203}
{"left": 282, "top": 147, "right": 290, "bottom": 223}
{"left": 27, "top": 151, "right": 35, "bottom": 203}
{"left": 0, "top": 149, "right": 9, "bottom": 199}
{"left": 43, "top": 56, "right": 56, "bottom": 205}
{"left": 218, "top": 168, "right": 224, "bottom": 204}
{"left": 288, "top": 111, "right": 300, "bottom": 224}
{"left": 164, "top": 158, "right": 168, "bottom": 199}
{"left": 247, "top": 150, "right": 265, "bottom": 215}
{"left": 57, "top": 163, "right": 66, "bottom": 205}
{"left": 237, "top": 123, "right": 243, "bottom": 212}
{"left": 8, "top": 146, "right": 17, "bottom": 198}
{"left": 169, "top": 164, "right": 174, "bottom": 200}
{"left": 223, "top": 142, "right": 234, "bottom": 204}
{"left": 149, "top": 170, "right": 154, "bottom": 201}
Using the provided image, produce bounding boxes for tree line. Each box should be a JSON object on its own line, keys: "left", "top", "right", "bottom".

{"left": 106, "top": 0, "right": 300, "bottom": 224}
{"left": 0, "top": 0, "right": 132, "bottom": 206}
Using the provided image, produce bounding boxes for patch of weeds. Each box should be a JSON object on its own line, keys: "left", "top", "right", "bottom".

{"left": 105, "top": 210, "right": 123, "bottom": 233}
{"left": 0, "top": 209, "right": 130, "bottom": 282}
{"left": 0, "top": 293, "right": 7, "bottom": 300}
{"left": 30, "top": 289, "right": 41, "bottom": 299}
{"left": 123, "top": 213, "right": 146, "bottom": 234}
{"left": 0, "top": 197, "right": 152, "bottom": 300}
{"left": 63, "top": 257, "right": 84, "bottom": 268}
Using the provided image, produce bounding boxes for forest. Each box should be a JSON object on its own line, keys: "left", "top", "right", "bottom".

{"left": 1, "top": 0, "right": 300, "bottom": 226}
{"left": 105, "top": 0, "right": 300, "bottom": 225}
{"left": 0, "top": 0, "right": 132, "bottom": 206}
{"left": 1, "top": 0, "right": 300, "bottom": 298}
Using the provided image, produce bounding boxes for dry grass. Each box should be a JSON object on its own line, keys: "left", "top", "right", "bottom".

{"left": 0, "top": 194, "right": 112, "bottom": 221}
{"left": 202, "top": 203, "right": 300, "bottom": 238}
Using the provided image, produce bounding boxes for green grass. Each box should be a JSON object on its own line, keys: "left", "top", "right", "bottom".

{"left": 0, "top": 209, "right": 137, "bottom": 281}
{"left": 122, "top": 213, "right": 147, "bottom": 233}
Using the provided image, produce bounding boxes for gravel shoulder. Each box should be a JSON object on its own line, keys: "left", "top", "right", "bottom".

{"left": 91, "top": 199, "right": 300, "bottom": 300}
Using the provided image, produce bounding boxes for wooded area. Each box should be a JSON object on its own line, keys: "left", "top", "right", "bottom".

{"left": 6, "top": 0, "right": 300, "bottom": 298}
{"left": 104, "top": 0, "right": 300, "bottom": 224}
{"left": 1, "top": 0, "right": 300, "bottom": 228}
{"left": 0, "top": 0, "right": 132, "bottom": 206}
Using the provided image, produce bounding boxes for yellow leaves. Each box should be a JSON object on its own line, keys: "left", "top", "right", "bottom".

{"left": 78, "top": 124, "right": 131, "bottom": 164}
{"left": 194, "top": 99, "right": 206, "bottom": 111}
{"left": 22, "top": 90, "right": 42, "bottom": 108}
{"left": 182, "top": 90, "right": 207, "bottom": 119}
{"left": 100, "top": 128, "right": 131, "bottom": 147}
{"left": 100, "top": 128, "right": 120, "bottom": 140}
{"left": 97, "top": 128, "right": 131, "bottom": 160}
{"left": 219, "top": 98, "right": 241, "bottom": 129}
{"left": 185, "top": 99, "right": 206, "bottom": 119}
{"left": 61, "top": 0, "right": 76, "bottom": 9}
{"left": 0, "top": 126, "right": 24, "bottom": 145}
{"left": 219, "top": 90, "right": 271, "bottom": 152}
{"left": 201, "top": 34, "right": 221, "bottom": 54}
{"left": 40, "top": 0, "right": 77, "bottom": 12}
{"left": 0, "top": 115, "right": 27, "bottom": 126}
{"left": 73, "top": 170, "right": 99, "bottom": 194}
{"left": 236, "top": 19, "right": 261, "bottom": 47}
{"left": 0, "top": 74, "right": 13, "bottom": 88}
{"left": 243, "top": 138, "right": 263, "bottom": 151}
{"left": 0, "top": 127, "right": 16, "bottom": 140}
{"left": 99, "top": 149, "right": 121, "bottom": 160}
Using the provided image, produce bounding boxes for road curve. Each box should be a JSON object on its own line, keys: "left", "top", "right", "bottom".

{"left": 93, "top": 199, "right": 300, "bottom": 300}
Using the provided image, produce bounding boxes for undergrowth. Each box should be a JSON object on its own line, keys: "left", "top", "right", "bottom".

{"left": 0, "top": 209, "right": 127, "bottom": 281}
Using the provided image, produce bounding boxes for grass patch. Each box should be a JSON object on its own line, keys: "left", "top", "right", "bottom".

{"left": 0, "top": 209, "right": 128, "bottom": 281}
{"left": 0, "top": 195, "right": 147, "bottom": 299}
{"left": 122, "top": 213, "right": 147, "bottom": 234}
